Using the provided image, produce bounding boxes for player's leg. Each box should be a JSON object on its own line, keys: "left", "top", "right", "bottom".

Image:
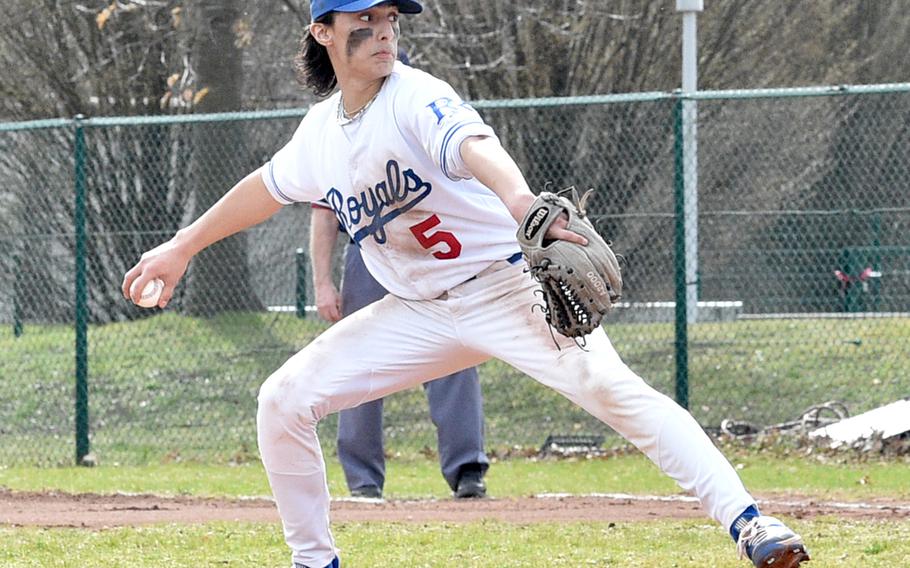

{"left": 257, "top": 294, "right": 487, "bottom": 568}
{"left": 461, "top": 264, "right": 807, "bottom": 565}
{"left": 336, "top": 400, "right": 386, "bottom": 497}
{"left": 423, "top": 366, "right": 489, "bottom": 494}
{"left": 455, "top": 263, "right": 756, "bottom": 530}
{"left": 334, "top": 243, "right": 392, "bottom": 498}
{"left": 515, "top": 328, "right": 756, "bottom": 529}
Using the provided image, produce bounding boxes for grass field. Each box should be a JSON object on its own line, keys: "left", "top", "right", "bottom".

{"left": 2, "top": 455, "right": 910, "bottom": 567}
{"left": 4, "top": 518, "right": 910, "bottom": 567}
{"left": 2, "top": 313, "right": 908, "bottom": 565}
{"left": 2, "top": 454, "right": 909, "bottom": 500}
{"left": 1, "top": 313, "right": 907, "bottom": 466}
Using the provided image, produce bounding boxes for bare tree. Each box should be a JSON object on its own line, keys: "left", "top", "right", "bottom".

{"left": 3, "top": 0, "right": 908, "bottom": 320}
{"left": 181, "top": 0, "right": 263, "bottom": 315}
{"left": 390, "top": 1, "right": 910, "bottom": 307}
{"left": 0, "top": 0, "right": 191, "bottom": 323}
{"left": 0, "top": 0, "right": 276, "bottom": 320}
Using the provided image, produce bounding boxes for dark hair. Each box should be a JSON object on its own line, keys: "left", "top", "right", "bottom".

{"left": 294, "top": 12, "right": 337, "bottom": 98}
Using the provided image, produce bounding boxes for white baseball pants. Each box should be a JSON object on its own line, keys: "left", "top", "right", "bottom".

{"left": 257, "top": 261, "right": 756, "bottom": 568}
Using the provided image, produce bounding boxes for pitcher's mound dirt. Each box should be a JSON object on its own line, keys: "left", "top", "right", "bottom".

{"left": 1, "top": 489, "right": 907, "bottom": 529}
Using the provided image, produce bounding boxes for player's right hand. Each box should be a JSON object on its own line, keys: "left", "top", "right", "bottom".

{"left": 122, "top": 238, "right": 191, "bottom": 309}
{"left": 314, "top": 282, "right": 343, "bottom": 323}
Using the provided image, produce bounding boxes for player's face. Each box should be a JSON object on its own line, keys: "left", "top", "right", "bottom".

{"left": 323, "top": 4, "right": 400, "bottom": 81}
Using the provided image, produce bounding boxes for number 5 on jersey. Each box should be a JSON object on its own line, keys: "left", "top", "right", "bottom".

{"left": 409, "top": 214, "right": 462, "bottom": 259}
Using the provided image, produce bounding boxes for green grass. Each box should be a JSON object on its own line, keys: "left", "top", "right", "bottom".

{"left": 1, "top": 313, "right": 908, "bottom": 465}
{"left": 2, "top": 454, "right": 908, "bottom": 501}
{"left": 2, "top": 518, "right": 909, "bottom": 567}
{"left": 2, "top": 456, "right": 909, "bottom": 566}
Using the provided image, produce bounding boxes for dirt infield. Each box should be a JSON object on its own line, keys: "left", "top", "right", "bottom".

{"left": 2, "top": 489, "right": 908, "bottom": 529}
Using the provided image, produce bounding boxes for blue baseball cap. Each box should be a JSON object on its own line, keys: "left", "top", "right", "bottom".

{"left": 311, "top": 0, "right": 423, "bottom": 22}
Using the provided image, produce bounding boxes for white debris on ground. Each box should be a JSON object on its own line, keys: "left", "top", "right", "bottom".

{"left": 810, "top": 399, "right": 910, "bottom": 448}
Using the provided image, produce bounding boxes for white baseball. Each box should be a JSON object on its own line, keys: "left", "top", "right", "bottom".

{"left": 134, "top": 278, "right": 164, "bottom": 308}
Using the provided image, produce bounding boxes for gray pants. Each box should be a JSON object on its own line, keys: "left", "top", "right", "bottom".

{"left": 337, "top": 243, "right": 489, "bottom": 492}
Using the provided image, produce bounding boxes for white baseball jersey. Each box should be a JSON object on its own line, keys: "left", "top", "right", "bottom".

{"left": 263, "top": 61, "right": 520, "bottom": 300}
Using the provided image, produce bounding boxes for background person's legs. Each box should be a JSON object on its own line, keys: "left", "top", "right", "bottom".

{"left": 338, "top": 243, "right": 488, "bottom": 498}
{"left": 336, "top": 398, "right": 385, "bottom": 496}
{"left": 424, "top": 366, "right": 489, "bottom": 494}
{"left": 338, "top": 366, "right": 490, "bottom": 498}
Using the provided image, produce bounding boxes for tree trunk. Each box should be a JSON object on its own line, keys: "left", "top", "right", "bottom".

{"left": 184, "top": 0, "right": 263, "bottom": 316}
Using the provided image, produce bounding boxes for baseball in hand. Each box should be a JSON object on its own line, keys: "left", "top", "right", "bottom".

{"left": 133, "top": 278, "right": 164, "bottom": 308}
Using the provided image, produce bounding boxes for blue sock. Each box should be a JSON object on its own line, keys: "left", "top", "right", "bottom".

{"left": 730, "top": 504, "right": 761, "bottom": 542}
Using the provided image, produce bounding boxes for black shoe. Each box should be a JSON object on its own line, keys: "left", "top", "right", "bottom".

{"left": 454, "top": 470, "right": 486, "bottom": 499}
{"left": 350, "top": 485, "right": 382, "bottom": 499}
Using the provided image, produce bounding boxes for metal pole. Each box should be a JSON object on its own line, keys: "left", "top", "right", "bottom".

{"left": 13, "top": 253, "right": 23, "bottom": 338}
{"left": 673, "top": 99, "right": 690, "bottom": 410}
{"left": 296, "top": 248, "right": 307, "bottom": 319}
{"left": 73, "top": 115, "right": 91, "bottom": 465}
{"left": 677, "top": 0, "right": 702, "bottom": 324}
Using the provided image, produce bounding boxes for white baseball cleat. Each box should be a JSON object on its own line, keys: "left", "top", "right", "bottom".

{"left": 737, "top": 516, "right": 810, "bottom": 567}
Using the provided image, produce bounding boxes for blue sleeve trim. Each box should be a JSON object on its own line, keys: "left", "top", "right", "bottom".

{"left": 268, "top": 161, "right": 296, "bottom": 203}
{"left": 507, "top": 252, "right": 523, "bottom": 264}
{"left": 439, "top": 120, "right": 484, "bottom": 180}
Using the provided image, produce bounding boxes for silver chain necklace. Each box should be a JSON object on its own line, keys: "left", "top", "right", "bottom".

{"left": 337, "top": 87, "right": 382, "bottom": 126}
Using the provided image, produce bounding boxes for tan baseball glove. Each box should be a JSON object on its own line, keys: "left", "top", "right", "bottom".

{"left": 517, "top": 187, "right": 622, "bottom": 338}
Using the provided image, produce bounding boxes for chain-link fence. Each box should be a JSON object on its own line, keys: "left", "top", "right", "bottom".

{"left": 1, "top": 84, "right": 908, "bottom": 466}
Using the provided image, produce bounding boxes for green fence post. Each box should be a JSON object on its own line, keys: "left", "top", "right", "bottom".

{"left": 673, "top": 97, "right": 690, "bottom": 410}
{"left": 73, "top": 115, "right": 91, "bottom": 465}
{"left": 296, "top": 248, "right": 307, "bottom": 319}
{"left": 13, "top": 253, "right": 23, "bottom": 338}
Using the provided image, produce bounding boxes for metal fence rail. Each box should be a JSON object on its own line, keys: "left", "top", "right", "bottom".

{"left": 1, "top": 84, "right": 908, "bottom": 466}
